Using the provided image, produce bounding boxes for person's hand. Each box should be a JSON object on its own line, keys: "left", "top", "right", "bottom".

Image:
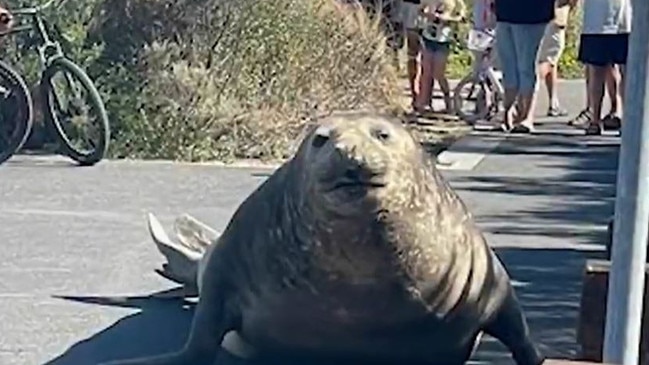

{"left": 0, "top": 6, "right": 14, "bottom": 35}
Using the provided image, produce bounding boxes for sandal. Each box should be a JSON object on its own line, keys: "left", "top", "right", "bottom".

{"left": 602, "top": 114, "right": 622, "bottom": 130}
{"left": 585, "top": 122, "right": 602, "bottom": 135}
{"left": 568, "top": 108, "right": 593, "bottom": 127}
{"left": 511, "top": 123, "right": 535, "bottom": 134}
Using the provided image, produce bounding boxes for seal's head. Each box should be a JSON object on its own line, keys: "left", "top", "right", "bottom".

{"left": 293, "top": 111, "right": 429, "bottom": 215}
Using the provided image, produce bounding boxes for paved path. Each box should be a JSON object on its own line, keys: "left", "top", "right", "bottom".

{"left": 0, "top": 79, "right": 623, "bottom": 365}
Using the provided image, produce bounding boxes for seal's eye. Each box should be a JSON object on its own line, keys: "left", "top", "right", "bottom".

{"left": 372, "top": 127, "right": 390, "bottom": 142}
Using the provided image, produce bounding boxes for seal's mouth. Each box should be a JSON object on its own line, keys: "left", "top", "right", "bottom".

{"left": 332, "top": 179, "right": 386, "bottom": 190}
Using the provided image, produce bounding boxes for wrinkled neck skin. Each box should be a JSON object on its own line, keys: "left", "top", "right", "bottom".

{"left": 281, "top": 151, "right": 499, "bottom": 318}
{"left": 284, "top": 151, "right": 479, "bottom": 287}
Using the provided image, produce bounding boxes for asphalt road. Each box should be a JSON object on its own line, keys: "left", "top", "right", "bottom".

{"left": 0, "top": 79, "right": 622, "bottom": 365}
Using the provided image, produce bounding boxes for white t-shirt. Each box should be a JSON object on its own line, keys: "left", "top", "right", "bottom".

{"left": 582, "top": 0, "right": 633, "bottom": 34}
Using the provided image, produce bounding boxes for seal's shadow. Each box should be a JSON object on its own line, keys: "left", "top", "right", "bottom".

{"left": 44, "top": 292, "right": 259, "bottom": 365}
{"left": 43, "top": 291, "right": 202, "bottom": 365}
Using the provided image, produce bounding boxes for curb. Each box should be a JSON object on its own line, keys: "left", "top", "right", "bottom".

{"left": 436, "top": 126, "right": 506, "bottom": 171}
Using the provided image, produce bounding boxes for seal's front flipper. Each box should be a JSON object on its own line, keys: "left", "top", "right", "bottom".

{"left": 484, "top": 286, "right": 545, "bottom": 365}
{"left": 147, "top": 212, "right": 202, "bottom": 293}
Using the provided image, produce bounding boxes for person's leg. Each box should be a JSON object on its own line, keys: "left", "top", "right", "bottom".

{"left": 569, "top": 37, "right": 594, "bottom": 126}
{"left": 598, "top": 65, "right": 622, "bottom": 130}
{"left": 579, "top": 34, "right": 612, "bottom": 134}
{"left": 587, "top": 64, "right": 608, "bottom": 133}
{"left": 603, "top": 65, "right": 620, "bottom": 115}
{"left": 414, "top": 38, "right": 435, "bottom": 112}
{"left": 511, "top": 22, "right": 548, "bottom": 131}
{"left": 614, "top": 33, "right": 630, "bottom": 103}
{"left": 406, "top": 28, "right": 422, "bottom": 106}
{"left": 538, "top": 23, "right": 567, "bottom": 116}
{"left": 495, "top": 22, "right": 519, "bottom": 130}
{"left": 431, "top": 42, "right": 453, "bottom": 113}
{"left": 603, "top": 33, "right": 630, "bottom": 131}
{"left": 585, "top": 65, "right": 592, "bottom": 108}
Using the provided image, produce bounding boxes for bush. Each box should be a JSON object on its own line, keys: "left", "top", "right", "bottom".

{"left": 3, "top": 0, "right": 405, "bottom": 162}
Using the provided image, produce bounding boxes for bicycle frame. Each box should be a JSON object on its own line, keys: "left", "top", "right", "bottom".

{"left": 8, "top": 0, "right": 67, "bottom": 70}
{"left": 473, "top": 48, "right": 504, "bottom": 98}
{"left": 6, "top": 0, "right": 81, "bottom": 117}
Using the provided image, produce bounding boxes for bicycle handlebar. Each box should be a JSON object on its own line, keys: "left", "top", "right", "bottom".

{"left": 11, "top": 0, "right": 68, "bottom": 16}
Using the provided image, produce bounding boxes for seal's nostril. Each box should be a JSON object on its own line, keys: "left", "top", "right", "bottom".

{"left": 312, "top": 134, "right": 328, "bottom": 148}
{"left": 344, "top": 167, "right": 360, "bottom": 180}
{"left": 312, "top": 126, "right": 331, "bottom": 148}
{"left": 372, "top": 128, "right": 390, "bottom": 142}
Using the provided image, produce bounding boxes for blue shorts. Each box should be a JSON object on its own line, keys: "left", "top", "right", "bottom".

{"left": 495, "top": 22, "right": 548, "bottom": 95}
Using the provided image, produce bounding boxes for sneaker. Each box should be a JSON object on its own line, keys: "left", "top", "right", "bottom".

{"left": 547, "top": 106, "right": 569, "bottom": 117}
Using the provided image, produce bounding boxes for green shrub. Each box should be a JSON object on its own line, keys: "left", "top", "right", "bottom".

{"left": 3, "top": 0, "right": 404, "bottom": 162}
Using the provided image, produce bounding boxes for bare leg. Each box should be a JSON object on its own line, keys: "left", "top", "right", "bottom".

{"left": 585, "top": 64, "right": 607, "bottom": 134}
{"left": 542, "top": 61, "right": 567, "bottom": 116}
{"left": 568, "top": 66, "right": 592, "bottom": 126}
{"left": 605, "top": 65, "right": 620, "bottom": 117}
{"left": 432, "top": 48, "right": 452, "bottom": 113}
{"left": 585, "top": 65, "right": 592, "bottom": 108}
{"left": 415, "top": 46, "right": 435, "bottom": 111}
{"left": 406, "top": 29, "right": 421, "bottom": 106}
{"left": 619, "top": 64, "right": 626, "bottom": 102}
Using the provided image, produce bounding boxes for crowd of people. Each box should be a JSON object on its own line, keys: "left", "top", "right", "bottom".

{"left": 389, "top": 0, "right": 634, "bottom": 135}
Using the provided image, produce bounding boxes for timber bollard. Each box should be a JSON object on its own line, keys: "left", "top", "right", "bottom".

{"left": 577, "top": 259, "right": 649, "bottom": 365}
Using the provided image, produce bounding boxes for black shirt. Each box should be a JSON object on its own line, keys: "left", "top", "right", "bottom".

{"left": 494, "top": 0, "right": 555, "bottom": 24}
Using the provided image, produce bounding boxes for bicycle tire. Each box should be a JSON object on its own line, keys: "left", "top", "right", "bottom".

{"left": 452, "top": 73, "right": 491, "bottom": 125}
{"left": 42, "top": 57, "right": 110, "bottom": 166}
{"left": 0, "top": 60, "right": 33, "bottom": 166}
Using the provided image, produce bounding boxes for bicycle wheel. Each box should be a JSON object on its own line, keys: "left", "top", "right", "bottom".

{"left": 42, "top": 57, "right": 110, "bottom": 166}
{"left": 0, "top": 60, "right": 33, "bottom": 166}
{"left": 452, "top": 73, "right": 493, "bottom": 125}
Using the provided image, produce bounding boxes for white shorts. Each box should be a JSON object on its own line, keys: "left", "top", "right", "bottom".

{"left": 537, "top": 22, "right": 566, "bottom": 66}
{"left": 397, "top": 1, "right": 422, "bottom": 29}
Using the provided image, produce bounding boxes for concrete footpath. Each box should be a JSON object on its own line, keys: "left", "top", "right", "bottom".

{"left": 0, "top": 80, "right": 622, "bottom": 365}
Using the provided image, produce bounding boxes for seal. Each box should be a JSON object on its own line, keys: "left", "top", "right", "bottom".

{"left": 101, "top": 110, "right": 545, "bottom": 365}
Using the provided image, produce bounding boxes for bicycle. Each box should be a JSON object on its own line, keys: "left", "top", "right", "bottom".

{"left": 452, "top": 28, "right": 504, "bottom": 126}
{"left": 0, "top": 0, "right": 110, "bottom": 166}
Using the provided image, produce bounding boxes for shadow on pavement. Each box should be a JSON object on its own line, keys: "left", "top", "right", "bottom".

{"left": 44, "top": 247, "right": 604, "bottom": 365}
{"left": 44, "top": 293, "right": 194, "bottom": 365}
{"left": 451, "top": 132, "right": 619, "bottom": 247}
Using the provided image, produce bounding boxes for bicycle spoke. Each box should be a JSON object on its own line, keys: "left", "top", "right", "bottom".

{"left": 46, "top": 66, "right": 106, "bottom": 158}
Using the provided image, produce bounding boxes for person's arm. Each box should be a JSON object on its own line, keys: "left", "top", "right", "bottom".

{"left": 0, "top": 4, "right": 14, "bottom": 35}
